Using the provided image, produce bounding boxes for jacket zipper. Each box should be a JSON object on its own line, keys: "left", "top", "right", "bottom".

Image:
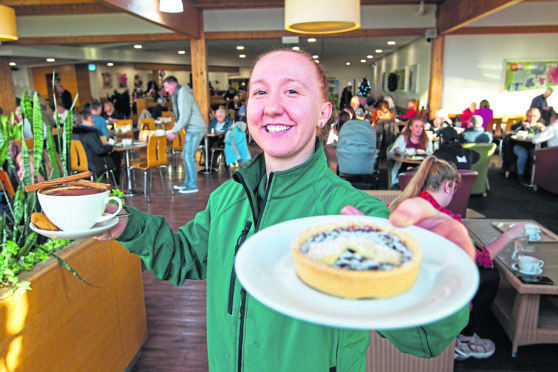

{"left": 233, "top": 172, "right": 274, "bottom": 371}
{"left": 228, "top": 221, "right": 253, "bottom": 314}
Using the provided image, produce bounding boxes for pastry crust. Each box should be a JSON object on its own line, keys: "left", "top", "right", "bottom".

{"left": 291, "top": 222, "right": 423, "bottom": 299}
{"left": 31, "top": 212, "right": 60, "bottom": 231}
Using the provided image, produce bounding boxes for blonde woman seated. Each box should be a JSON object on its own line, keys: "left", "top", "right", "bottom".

{"left": 390, "top": 156, "right": 526, "bottom": 361}
{"left": 387, "top": 116, "right": 433, "bottom": 187}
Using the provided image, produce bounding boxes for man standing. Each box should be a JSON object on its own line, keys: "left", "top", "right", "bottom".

{"left": 163, "top": 76, "right": 206, "bottom": 194}
{"left": 90, "top": 100, "right": 111, "bottom": 140}
{"left": 55, "top": 80, "right": 73, "bottom": 111}
{"left": 530, "top": 87, "right": 554, "bottom": 124}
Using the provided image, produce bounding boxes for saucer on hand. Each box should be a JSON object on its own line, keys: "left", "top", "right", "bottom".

{"left": 512, "top": 263, "right": 543, "bottom": 275}
{"left": 29, "top": 217, "right": 119, "bottom": 240}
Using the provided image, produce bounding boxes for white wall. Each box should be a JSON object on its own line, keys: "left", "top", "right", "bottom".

{"left": 373, "top": 38, "right": 431, "bottom": 108}
{"left": 11, "top": 67, "right": 34, "bottom": 98}
{"left": 442, "top": 34, "right": 558, "bottom": 116}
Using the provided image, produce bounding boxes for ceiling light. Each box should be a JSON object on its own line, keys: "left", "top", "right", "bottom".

{"left": 0, "top": 5, "right": 18, "bottom": 41}
{"left": 107, "top": 62, "right": 114, "bottom": 66}
{"left": 236, "top": 45, "right": 245, "bottom": 50}
{"left": 387, "top": 40, "right": 396, "bottom": 45}
{"left": 307, "top": 38, "right": 317, "bottom": 43}
{"left": 178, "top": 50, "right": 186, "bottom": 54}
{"left": 239, "top": 54, "right": 246, "bottom": 58}
{"left": 159, "top": 0, "right": 184, "bottom": 13}
{"left": 134, "top": 44, "right": 142, "bottom": 49}
{"left": 312, "top": 55, "right": 319, "bottom": 59}
{"left": 315, "top": 60, "right": 319, "bottom": 63}
{"left": 292, "top": 46, "right": 300, "bottom": 51}
{"left": 346, "top": 61, "right": 351, "bottom": 66}
{"left": 9, "top": 62, "right": 16, "bottom": 66}
{"left": 46, "top": 58, "right": 55, "bottom": 63}
{"left": 285, "top": 0, "right": 360, "bottom": 34}
{"left": 361, "top": 59, "right": 366, "bottom": 63}
{"left": 375, "top": 49, "right": 383, "bottom": 53}
{"left": 367, "top": 55, "right": 374, "bottom": 59}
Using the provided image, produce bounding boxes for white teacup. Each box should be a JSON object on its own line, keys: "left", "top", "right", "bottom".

{"left": 524, "top": 224, "right": 541, "bottom": 241}
{"left": 405, "top": 148, "right": 416, "bottom": 156}
{"left": 517, "top": 255, "right": 544, "bottom": 274}
{"left": 38, "top": 185, "right": 123, "bottom": 231}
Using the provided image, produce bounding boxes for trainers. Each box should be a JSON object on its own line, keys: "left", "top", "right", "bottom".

{"left": 173, "top": 184, "right": 188, "bottom": 190}
{"left": 178, "top": 187, "right": 198, "bottom": 194}
{"left": 454, "top": 333, "right": 495, "bottom": 360}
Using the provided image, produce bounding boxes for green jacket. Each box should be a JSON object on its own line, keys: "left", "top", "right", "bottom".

{"left": 118, "top": 140, "right": 468, "bottom": 371}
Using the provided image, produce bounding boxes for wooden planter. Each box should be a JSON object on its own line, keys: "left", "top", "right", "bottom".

{"left": 0, "top": 239, "right": 147, "bottom": 371}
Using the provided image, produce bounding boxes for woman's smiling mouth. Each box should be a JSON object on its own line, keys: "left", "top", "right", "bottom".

{"left": 265, "top": 124, "right": 292, "bottom": 133}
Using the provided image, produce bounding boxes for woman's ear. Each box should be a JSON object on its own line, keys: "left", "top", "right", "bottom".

{"left": 442, "top": 180, "right": 453, "bottom": 193}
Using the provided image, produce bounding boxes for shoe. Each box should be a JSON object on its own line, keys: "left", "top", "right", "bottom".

{"left": 518, "top": 175, "right": 530, "bottom": 187}
{"left": 178, "top": 187, "right": 198, "bottom": 194}
{"left": 173, "top": 184, "right": 188, "bottom": 190}
{"left": 454, "top": 333, "right": 495, "bottom": 361}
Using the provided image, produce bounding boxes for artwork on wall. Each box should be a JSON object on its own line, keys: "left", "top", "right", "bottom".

{"left": 101, "top": 72, "right": 112, "bottom": 89}
{"left": 407, "top": 64, "right": 418, "bottom": 93}
{"left": 381, "top": 72, "right": 386, "bottom": 91}
{"left": 118, "top": 73, "right": 128, "bottom": 88}
{"left": 394, "top": 69, "right": 406, "bottom": 91}
{"left": 505, "top": 61, "right": 558, "bottom": 91}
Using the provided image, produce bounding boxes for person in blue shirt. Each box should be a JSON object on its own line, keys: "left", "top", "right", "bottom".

{"left": 90, "top": 100, "right": 110, "bottom": 140}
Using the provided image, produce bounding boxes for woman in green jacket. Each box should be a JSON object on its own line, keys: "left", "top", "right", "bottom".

{"left": 99, "top": 49, "right": 475, "bottom": 371}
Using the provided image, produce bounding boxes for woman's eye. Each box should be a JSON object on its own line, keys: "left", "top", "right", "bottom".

{"left": 286, "top": 89, "right": 299, "bottom": 95}
{"left": 253, "top": 89, "right": 266, "bottom": 96}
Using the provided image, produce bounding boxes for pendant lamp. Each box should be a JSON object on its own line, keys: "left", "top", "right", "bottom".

{"left": 0, "top": 5, "right": 18, "bottom": 41}
{"left": 160, "top": 0, "right": 184, "bottom": 13}
{"left": 285, "top": 0, "right": 360, "bottom": 34}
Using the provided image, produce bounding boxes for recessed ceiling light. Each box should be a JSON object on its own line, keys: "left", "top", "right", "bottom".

{"left": 292, "top": 46, "right": 300, "bottom": 51}
{"left": 314, "top": 60, "right": 319, "bottom": 63}
{"left": 387, "top": 41, "right": 396, "bottom": 45}
{"left": 239, "top": 54, "right": 246, "bottom": 58}
{"left": 307, "top": 38, "right": 317, "bottom": 43}
{"left": 312, "top": 55, "right": 319, "bottom": 59}
{"left": 178, "top": 50, "right": 186, "bottom": 54}
{"left": 9, "top": 62, "right": 16, "bottom": 66}
{"left": 375, "top": 49, "right": 383, "bottom": 53}
{"left": 360, "top": 59, "right": 366, "bottom": 63}
{"left": 346, "top": 61, "right": 351, "bottom": 66}
{"left": 367, "top": 55, "right": 374, "bottom": 59}
{"left": 236, "top": 45, "right": 245, "bottom": 50}
{"left": 134, "top": 44, "right": 142, "bottom": 49}
{"left": 46, "top": 58, "right": 55, "bottom": 62}
{"left": 107, "top": 62, "right": 114, "bottom": 66}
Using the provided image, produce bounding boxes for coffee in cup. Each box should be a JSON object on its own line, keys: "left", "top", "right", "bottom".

{"left": 524, "top": 224, "right": 541, "bottom": 241}
{"left": 517, "top": 255, "right": 544, "bottom": 274}
{"left": 37, "top": 185, "right": 123, "bottom": 231}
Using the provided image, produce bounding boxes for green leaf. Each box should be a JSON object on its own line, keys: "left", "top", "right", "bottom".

{"left": 22, "top": 91, "right": 33, "bottom": 128}
{"left": 32, "top": 92, "right": 44, "bottom": 184}
{"left": 21, "top": 138, "right": 32, "bottom": 186}
{"left": 39, "top": 247, "right": 101, "bottom": 288}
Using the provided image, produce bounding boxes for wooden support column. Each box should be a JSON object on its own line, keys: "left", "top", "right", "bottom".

{"left": 0, "top": 58, "right": 17, "bottom": 116}
{"left": 75, "top": 64, "right": 93, "bottom": 106}
{"left": 190, "top": 16, "right": 209, "bottom": 126}
{"left": 427, "top": 36, "right": 444, "bottom": 119}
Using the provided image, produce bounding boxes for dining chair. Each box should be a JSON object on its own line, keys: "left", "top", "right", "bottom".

{"left": 0, "top": 169, "right": 15, "bottom": 199}
{"left": 140, "top": 118, "right": 156, "bottom": 131}
{"left": 129, "top": 135, "right": 174, "bottom": 203}
{"left": 170, "top": 129, "right": 185, "bottom": 168}
{"left": 162, "top": 111, "right": 174, "bottom": 121}
{"left": 13, "top": 138, "right": 35, "bottom": 150}
{"left": 70, "top": 140, "right": 114, "bottom": 184}
{"left": 462, "top": 142, "right": 497, "bottom": 196}
{"left": 115, "top": 119, "right": 133, "bottom": 130}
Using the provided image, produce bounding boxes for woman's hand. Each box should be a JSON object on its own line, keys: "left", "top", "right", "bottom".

{"left": 341, "top": 198, "right": 476, "bottom": 260}
{"left": 96, "top": 203, "right": 128, "bottom": 241}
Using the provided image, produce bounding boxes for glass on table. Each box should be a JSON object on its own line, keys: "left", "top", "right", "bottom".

{"left": 512, "top": 235, "right": 530, "bottom": 266}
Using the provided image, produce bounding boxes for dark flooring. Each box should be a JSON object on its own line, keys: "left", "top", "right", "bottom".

{"left": 126, "top": 150, "right": 558, "bottom": 372}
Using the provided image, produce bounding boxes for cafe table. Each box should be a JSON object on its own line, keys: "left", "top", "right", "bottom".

{"left": 464, "top": 218, "right": 558, "bottom": 356}
{"left": 113, "top": 141, "right": 148, "bottom": 196}
{"left": 510, "top": 135, "right": 541, "bottom": 187}
{"left": 391, "top": 153, "right": 426, "bottom": 165}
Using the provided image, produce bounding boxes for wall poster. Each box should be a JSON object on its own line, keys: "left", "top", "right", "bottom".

{"left": 101, "top": 72, "right": 112, "bottom": 88}
{"left": 505, "top": 61, "right": 558, "bottom": 91}
{"left": 407, "top": 64, "right": 418, "bottom": 93}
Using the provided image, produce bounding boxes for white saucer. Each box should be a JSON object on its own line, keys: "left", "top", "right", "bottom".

{"left": 512, "top": 263, "right": 543, "bottom": 275}
{"left": 528, "top": 235, "right": 541, "bottom": 242}
{"left": 29, "top": 217, "right": 119, "bottom": 240}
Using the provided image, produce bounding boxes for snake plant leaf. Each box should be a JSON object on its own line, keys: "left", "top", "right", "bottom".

{"left": 0, "top": 130, "right": 7, "bottom": 167}
{"left": 61, "top": 99, "right": 75, "bottom": 177}
{"left": 22, "top": 91, "right": 33, "bottom": 128}
{"left": 40, "top": 248, "right": 101, "bottom": 288}
{"left": 18, "top": 231, "right": 38, "bottom": 257}
{"left": 45, "top": 120, "right": 61, "bottom": 179}
{"left": 21, "top": 133, "right": 32, "bottom": 187}
{"left": 32, "top": 92, "right": 45, "bottom": 184}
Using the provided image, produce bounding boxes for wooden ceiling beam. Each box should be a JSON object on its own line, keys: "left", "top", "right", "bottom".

{"left": 100, "top": 0, "right": 201, "bottom": 38}
{"left": 193, "top": 0, "right": 443, "bottom": 9}
{"left": 449, "top": 25, "right": 558, "bottom": 35}
{"left": 9, "top": 33, "right": 187, "bottom": 45}
{"left": 12, "top": 3, "right": 117, "bottom": 16}
{"left": 205, "top": 28, "right": 427, "bottom": 40}
{"left": 3, "top": 0, "right": 97, "bottom": 5}
{"left": 438, "top": 0, "right": 524, "bottom": 35}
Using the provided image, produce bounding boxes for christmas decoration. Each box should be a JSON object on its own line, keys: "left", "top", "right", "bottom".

{"left": 358, "top": 77, "right": 371, "bottom": 96}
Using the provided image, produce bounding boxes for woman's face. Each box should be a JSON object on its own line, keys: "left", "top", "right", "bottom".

{"left": 410, "top": 119, "right": 425, "bottom": 138}
{"left": 215, "top": 111, "right": 226, "bottom": 123}
{"left": 247, "top": 51, "right": 331, "bottom": 172}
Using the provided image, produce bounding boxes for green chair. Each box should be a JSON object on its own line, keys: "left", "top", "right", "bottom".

{"left": 462, "top": 142, "right": 497, "bottom": 196}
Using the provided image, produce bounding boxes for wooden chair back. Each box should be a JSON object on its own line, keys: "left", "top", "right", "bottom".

{"left": 115, "top": 119, "right": 133, "bottom": 129}
{"left": 0, "top": 169, "right": 15, "bottom": 199}
{"left": 140, "top": 118, "right": 156, "bottom": 131}
{"left": 162, "top": 111, "right": 174, "bottom": 121}
{"left": 172, "top": 130, "right": 185, "bottom": 152}
{"left": 146, "top": 136, "right": 168, "bottom": 168}
{"left": 490, "top": 118, "right": 503, "bottom": 138}
{"left": 70, "top": 140, "right": 89, "bottom": 173}
{"left": 13, "top": 138, "right": 35, "bottom": 150}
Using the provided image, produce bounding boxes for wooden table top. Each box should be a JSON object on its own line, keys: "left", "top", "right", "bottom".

{"left": 391, "top": 153, "right": 427, "bottom": 164}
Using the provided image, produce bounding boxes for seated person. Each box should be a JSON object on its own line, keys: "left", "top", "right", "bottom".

{"left": 427, "top": 109, "right": 452, "bottom": 133}
{"left": 53, "top": 105, "right": 69, "bottom": 125}
{"left": 72, "top": 109, "right": 121, "bottom": 184}
{"left": 389, "top": 156, "right": 527, "bottom": 361}
{"left": 461, "top": 102, "right": 477, "bottom": 127}
{"left": 336, "top": 117, "right": 377, "bottom": 175}
{"left": 224, "top": 121, "right": 251, "bottom": 167}
{"left": 371, "top": 100, "right": 395, "bottom": 124}
{"left": 208, "top": 108, "right": 232, "bottom": 135}
{"left": 397, "top": 99, "right": 417, "bottom": 121}
{"left": 102, "top": 101, "right": 122, "bottom": 121}
{"left": 90, "top": 100, "right": 111, "bottom": 140}
{"left": 227, "top": 95, "right": 243, "bottom": 120}
{"left": 387, "top": 116, "right": 433, "bottom": 187}
{"left": 474, "top": 99, "right": 493, "bottom": 131}
{"left": 326, "top": 110, "right": 351, "bottom": 145}
{"left": 461, "top": 115, "right": 493, "bottom": 143}
{"left": 510, "top": 108, "right": 546, "bottom": 185}
{"left": 532, "top": 115, "right": 558, "bottom": 147}
{"left": 350, "top": 96, "right": 365, "bottom": 120}
{"left": 434, "top": 126, "right": 480, "bottom": 170}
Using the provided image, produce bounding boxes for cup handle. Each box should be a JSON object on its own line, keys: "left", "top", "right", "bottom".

{"left": 97, "top": 197, "right": 123, "bottom": 223}
{"left": 538, "top": 261, "right": 544, "bottom": 269}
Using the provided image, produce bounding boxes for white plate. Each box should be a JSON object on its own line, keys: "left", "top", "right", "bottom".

{"left": 235, "top": 215, "right": 479, "bottom": 330}
{"left": 29, "top": 217, "right": 119, "bottom": 240}
{"left": 512, "top": 263, "right": 543, "bottom": 275}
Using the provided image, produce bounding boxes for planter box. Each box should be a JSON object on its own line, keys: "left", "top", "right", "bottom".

{"left": 0, "top": 239, "right": 147, "bottom": 371}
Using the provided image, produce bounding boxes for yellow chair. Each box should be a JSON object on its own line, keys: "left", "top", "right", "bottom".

{"left": 162, "top": 111, "right": 174, "bottom": 121}
{"left": 140, "top": 118, "right": 156, "bottom": 131}
{"left": 130, "top": 136, "right": 174, "bottom": 203}
{"left": 171, "top": 129, "right": 185, "bottom": 167}
{"left": 70, "top": 140, "right": 115, "bottom": 184}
